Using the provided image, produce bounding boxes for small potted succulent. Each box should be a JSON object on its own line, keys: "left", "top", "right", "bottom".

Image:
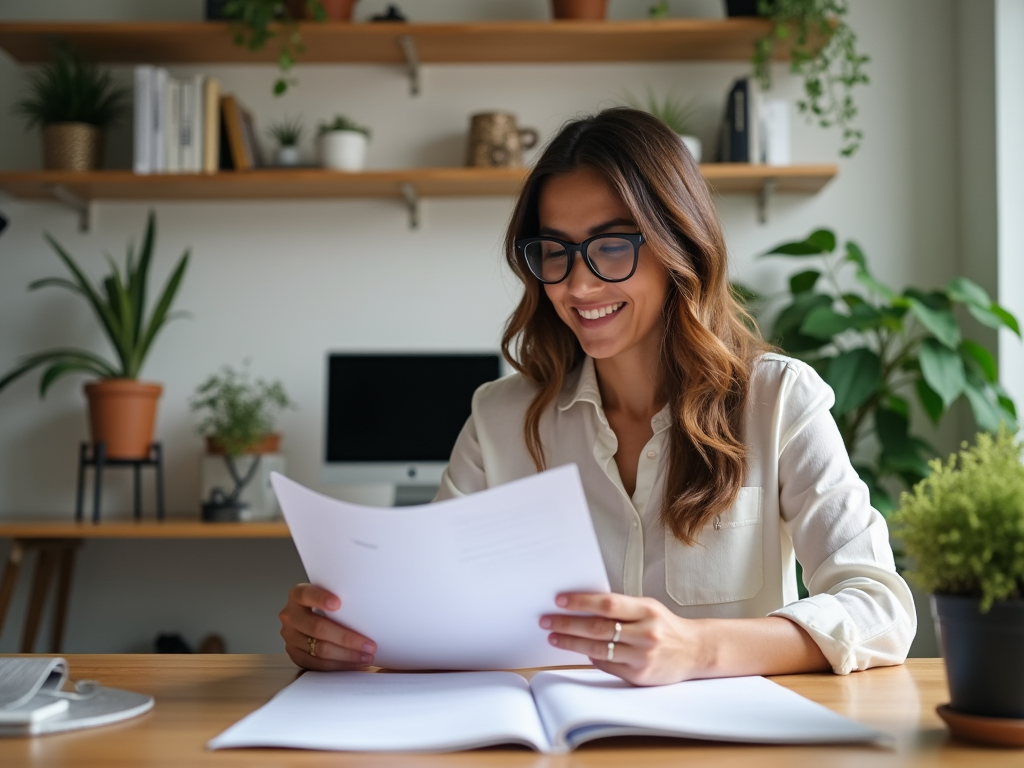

{"left": 191, "top": 363, "right": 293, "bottom": 521}
{"left": 13, "top": 47, "right": 128, "bottom": 171}
{"left": 892, "top": 429, "right": 1024, "bottom": 726}
{"left": 266, "top": 115, "right": 304, "bottom": 166}
{"left": 317, "top": 115, "right": 371, "bottom": 171}
{"left": 624, "top": 87, "right": 701, "bottom": 163}
{"left": 0, "top": 212, "right": 188, "bottom": 459}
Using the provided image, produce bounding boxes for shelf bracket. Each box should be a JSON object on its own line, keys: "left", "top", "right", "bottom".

{"left": 757, "top": 179, "right": 777, "bottom": 225}
{"left": 399, "top": 182, "right": 420, "bottom": 229}
{"left": 397, "top": 35, "right": 421, "bottom": 96}
{"left": 47, "top": 184, "right": 92, "bottom": 232}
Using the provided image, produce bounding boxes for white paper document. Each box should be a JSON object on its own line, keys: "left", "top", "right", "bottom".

{"left": 209, "top": 669, "right": 883, "bottom": 754}
{"left": 272, "top": 464, "right": 611, "bottom": 670}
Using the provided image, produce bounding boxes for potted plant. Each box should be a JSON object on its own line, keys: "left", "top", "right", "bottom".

{"left": 12, "top": 47, "right": 128, "bottom": 171}
{"left": 623, "top": 87, "right": 702, "bottom": 162}
{"left": 317, "top": 115, "right": 371, "bottom": 171}
{"left": 191, "top": 363, "right": 293, "bottom": 521}
{"left": 0, "top": 212, "right": 189, "bottom": 459}
{"left": 892, "top": 429, "right": 1024, "bottom": 727}
{"left": 266, "top": 115, "right": 304, "bottom": 166}
{"left": 731, "top": 0, "right": 870, "bottom": 157}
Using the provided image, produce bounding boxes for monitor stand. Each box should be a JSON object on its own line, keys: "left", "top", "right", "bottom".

{"left": 394, "top": 484, "right": 439, "bottom": 507}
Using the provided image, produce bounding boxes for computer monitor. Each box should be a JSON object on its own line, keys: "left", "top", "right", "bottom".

{"left": 322, "top": 353, "right": 502, "bottom": 503}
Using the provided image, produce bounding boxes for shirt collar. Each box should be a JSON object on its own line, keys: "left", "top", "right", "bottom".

{"left": 557, "top": 357, "right": 673, "bottom": 434}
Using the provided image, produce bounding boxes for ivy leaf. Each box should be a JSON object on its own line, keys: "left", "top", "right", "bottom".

{"left": 991, "top": 304, "right": 1022, "bottom": 338}
{"left": 800, "top": 306, "right": 854, "bottom": 339}
{"left": 915, "top": 378, "right": 945, "bottom": 424}
{"left": 764, "top": 229, "right": 836, "bottom": 256}
{"left": 826, "top": 348, "right": 881, "bottom": 417}
{"left": 946, "top": 277, "right": 991, "bottom": 308}
{"left": 908, "top": 299, "right": 960, "bottom": 349}
{"left": 959, "top": 340, "right": 997, "bottom": 383}
{"left": 789, "top": 269, "right": 820, "bottom": 295}
{"left": 918, "top": 338, "right": 966, "bottom": 407}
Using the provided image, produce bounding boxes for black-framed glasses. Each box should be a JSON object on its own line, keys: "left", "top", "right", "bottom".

{"left": 515, "top": 233, "right": 645, "bottom": 284}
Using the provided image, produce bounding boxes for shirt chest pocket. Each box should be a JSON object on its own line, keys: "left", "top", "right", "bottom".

{"left": 664, "top": 486, "right": 764, "bottom": 606}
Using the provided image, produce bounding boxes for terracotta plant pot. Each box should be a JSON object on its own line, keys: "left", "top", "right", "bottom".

{"left": 205, "top": 433, "right": 282, "bottom": 455}
{"left": 286, "top": 0, "right": 357, "bottom": 20}
{"left": 42, "top": 123, "right": 102, "bottom": 171}
{"left": 552, "top": 0, "right": 608, "bottom": 20}
{"left": 84, "top": 379, "right": 163, "bottom": 459}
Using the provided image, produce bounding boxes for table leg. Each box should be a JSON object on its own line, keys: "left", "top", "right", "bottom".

{"left": 49, "top": 541, "right": 79, "bottom": 653}
{"left": 21, "top": 546, "right": 56, "bottom": 653}
{"left": 0, "top": 540, "right": 25, "bottom": 642}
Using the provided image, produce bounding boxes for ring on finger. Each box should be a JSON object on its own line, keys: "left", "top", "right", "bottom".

{"left": 606, "top": 642, "right": 615, "bottom": 662}
{"left": 611, "top": 621, "right": 622, "bottom": 643}
{"left": 307, "top": 635, "right": 317, "bottom": 658}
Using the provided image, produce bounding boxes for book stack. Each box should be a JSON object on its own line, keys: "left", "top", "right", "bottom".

{"left": 133, "top": 67, "right": 262, "bottom": 174}
{"left": 718, "top": 77, "right": 791, "bottom": 165}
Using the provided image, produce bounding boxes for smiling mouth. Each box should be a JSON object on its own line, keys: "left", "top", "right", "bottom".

{"left": 574, "top": 302, "right": 625, "bottom": 320}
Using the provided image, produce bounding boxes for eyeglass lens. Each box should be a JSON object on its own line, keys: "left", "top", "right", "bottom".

{"left": 523, "top": 236, "right": 636, "bottom": 283}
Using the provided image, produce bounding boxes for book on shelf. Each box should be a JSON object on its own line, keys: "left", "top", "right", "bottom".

{"left": 717, "top": 78, "right": 792, "bottom": 166}
{"left": 133, "top": 66, "right": 224, "bottom": 175}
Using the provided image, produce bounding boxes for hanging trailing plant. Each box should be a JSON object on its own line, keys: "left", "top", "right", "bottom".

{"left": 751, "top": 0, "right": 869, "bottom": 157}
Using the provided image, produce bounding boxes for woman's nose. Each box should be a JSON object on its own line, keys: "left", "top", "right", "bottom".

{"left": 565, "top": 251, "right": 602, "bottom": 296}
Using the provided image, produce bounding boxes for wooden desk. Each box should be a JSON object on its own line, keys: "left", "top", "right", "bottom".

{"left": 0, "top": 521, "right": 291, "bottom": 652}
{"left": 0, "top": 656, "right": 1014, "bottom": 766}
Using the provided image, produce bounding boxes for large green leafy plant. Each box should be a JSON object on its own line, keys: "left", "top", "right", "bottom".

{"left": 13, "top": 47, "right": 128, "bottom": 129}
{"left": 740, "top": 228, "right": 1020, "bottom": 515}
{"left": 0, "top": 212, "right": 190, "bottom": 395}
{"left": 751, "top": 0, "right": 869, "bottom": 157}
{"left": 892, "top": 428, "right": 1024, "bottom": 611}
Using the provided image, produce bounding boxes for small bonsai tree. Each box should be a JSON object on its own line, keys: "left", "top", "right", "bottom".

{"left": 191, "top": 363, "right": 293, "bottom": 515}
{"left": 892, "top": 428, "right": 1024, "bottom": 612}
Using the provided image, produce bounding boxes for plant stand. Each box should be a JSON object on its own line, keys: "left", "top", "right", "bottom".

{"left": 75, "top": 441, "right": 165, "bottom": 523}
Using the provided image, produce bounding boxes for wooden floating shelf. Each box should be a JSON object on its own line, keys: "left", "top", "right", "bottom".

{"left": 0, "top": 19, "right": 780, "bottom": 65}
{"left": 0, "top": 520, "right": 291, "bottom": 539}
{"left": 0, "top": 165, "right": 836, "bottom": 201}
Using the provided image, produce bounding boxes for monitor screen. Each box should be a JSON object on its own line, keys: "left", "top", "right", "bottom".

{"left": 325, "top": 353, "right": 502, "bottom": 464}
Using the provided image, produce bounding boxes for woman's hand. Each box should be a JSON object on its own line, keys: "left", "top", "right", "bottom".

{"left": 541, "top": 592, "right": 708, "bottom": 686}
{"left": 279, "top": 583, "right": 377, "bottom": 671}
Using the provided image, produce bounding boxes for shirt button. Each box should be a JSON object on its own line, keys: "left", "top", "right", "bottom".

{"left": 646, "top": 450, "right": 657, "bottom": 459}
{"left": 632, "top": 521, "right": 639, "bottom": 528}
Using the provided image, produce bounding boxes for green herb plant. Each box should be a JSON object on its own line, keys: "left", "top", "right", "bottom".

{"left": 267, "top": 115, "right": 304, "bottom": 146}
{"left": 751, "top": 0, "right": 869, "bottom": 157}
{"left": 0, "top": 211, "right": 190, "bottom": 395}
{"left": 892, "top": 428, "right": 1024, "bottom": 612}
{"left": 317, "top": 115, "right": 371, "bottom": 138}
{"left": 738, "top": 228, "right": 1020, "bottom": 517}
{"left": 13, "top": 47, "right": 128, "bottom": 129}
{"left": 648, "top": 1, "right": 670, "bottom": 19}
{"left": 224, "top": 0, "right": 327, "bottom": 96}
{"left": 191, "top": 363, "right": 293, "bottom": 457}
{"left": 622, "top": 87, "right": 696, "bottom": 136}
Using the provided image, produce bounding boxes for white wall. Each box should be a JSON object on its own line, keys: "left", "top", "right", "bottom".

{"left": 0, "top": 0, "right": 958, "bottom": 654}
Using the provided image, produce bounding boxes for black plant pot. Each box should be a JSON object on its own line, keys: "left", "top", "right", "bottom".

{"left": 933, "top": 593, "right": 1024, "bottom": 718}
{"left": 725, "top": 0, "right": 760, "bottom": 16}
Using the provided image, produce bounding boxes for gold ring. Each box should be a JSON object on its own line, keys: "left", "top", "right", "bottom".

{"left": 307, "top": 636, "right": 317, "bottom": 657}
{"left": 611, "top": 621, "right": 622, "bottom": 643}
{"left": 606, "top": 642, "right": 615, "bottom": 662}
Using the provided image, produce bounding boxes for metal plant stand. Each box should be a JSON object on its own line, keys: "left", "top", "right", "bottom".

{"left": 75, "top": 441, "right": 165, "bottom": 523}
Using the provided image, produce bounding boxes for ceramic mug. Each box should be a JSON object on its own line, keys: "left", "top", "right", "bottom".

{"left": 466, "top": 112, "right": 539, "bottom": 168}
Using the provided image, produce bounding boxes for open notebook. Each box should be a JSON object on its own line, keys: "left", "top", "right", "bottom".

{"left": 209, "top": 668, "right": 883, "bottom": 754}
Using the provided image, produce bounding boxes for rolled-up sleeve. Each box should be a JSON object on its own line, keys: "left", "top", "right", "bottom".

{"left": 768, "top": 362, "right": 917, "bottom": 674}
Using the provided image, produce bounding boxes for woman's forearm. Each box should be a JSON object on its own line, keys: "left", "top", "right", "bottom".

{"left": 692, "top": 616, "right": 831, "bottom": 678}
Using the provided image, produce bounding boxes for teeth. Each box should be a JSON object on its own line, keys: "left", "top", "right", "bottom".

{"left": 576, "top": 302, "right": 624, "bottom": 320}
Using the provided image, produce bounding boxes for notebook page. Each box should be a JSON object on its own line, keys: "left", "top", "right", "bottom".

{"left": 273, "top": 464, "right": 610, "bottom": 669}
{"left": 530, "top": 669, "right": 882, "bottom": 751}
{"left": 209, "top": 671, "right": 551, "bottom": 753}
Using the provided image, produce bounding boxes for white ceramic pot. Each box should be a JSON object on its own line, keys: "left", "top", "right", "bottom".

{"left": 679, "top": 135, "right": 702, "bottom": 163}
{"left": 319, "top": 130, "right": 368, "bottom": 171}
{"left": 275, "top": 145, "right": 301, "bottom": 166}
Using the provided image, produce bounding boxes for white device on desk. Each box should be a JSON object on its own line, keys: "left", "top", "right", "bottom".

{"left": 321, "top": 353, "right": 502, "bottom": 505}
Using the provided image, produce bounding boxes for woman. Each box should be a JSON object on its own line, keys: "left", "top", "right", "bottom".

{"left": 279, "top": 108, "right": 916, "bottom": 685}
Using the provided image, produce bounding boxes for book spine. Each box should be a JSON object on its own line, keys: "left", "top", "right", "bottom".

{"left": 191, "top": 74, "right": 206, "bottom": 173}
{"left": 747, "top": 77, "right": 763, "bottom": 165}
{"left": 202, "top": 77, "right": 221, "bottom": 173}
{"left": 179, "top": 78, "right": 194, "bottom": 173}
{"left": 152, "top": 68, "right": 167, "bottom": 173}
{"left": 730, "top": 79, "right": 750, "bottom": 163}
{"left": 133, "top": 65, "right": 153, "bottom": 175}
{"left": 165, "top": 78, "right": 180, "bottom": 174}
{"left": 762, "top": 99, "right": 791, "bottom": 165}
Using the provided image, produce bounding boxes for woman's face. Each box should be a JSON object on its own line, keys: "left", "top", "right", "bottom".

{"left": 537, "top": 167, "right": 670, "bottom": 362}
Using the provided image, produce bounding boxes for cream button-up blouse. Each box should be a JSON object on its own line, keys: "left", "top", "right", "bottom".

{"left": 436, "top": 352, "right": 917, "bottom": 675}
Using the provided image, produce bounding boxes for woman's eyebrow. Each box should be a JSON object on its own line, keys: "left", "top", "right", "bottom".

{"left": 538, "top": 217, "right": 639, "bottom": 238}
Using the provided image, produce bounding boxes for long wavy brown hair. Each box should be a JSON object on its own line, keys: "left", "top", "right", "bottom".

{"left": 501, "top": 108, "right": 767, "bottom": 545}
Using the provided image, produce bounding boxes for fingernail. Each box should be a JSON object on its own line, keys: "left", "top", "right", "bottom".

{"left": 555, "top": 595, "right": 568, "bottom": 607}
{"left": 362, "top": 643, "right": 375, "bottom": 653}
{"left": 327, "top": 598, "right": 341, "bottom": 610}
{"left": 361, "top": 655, "right": 372, "bottom": 664}
{"left": 549, "top": 636, "right": 559, "bottom": 646}
{"left": 539, "top": 617, "right": 552, "bottom": 629}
